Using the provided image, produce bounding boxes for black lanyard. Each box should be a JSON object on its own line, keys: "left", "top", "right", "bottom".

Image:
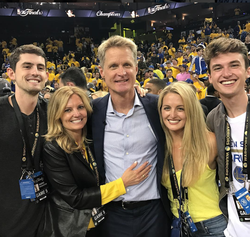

{"left": 224, "top": 101, "right": 250, "bottom": 188}
{"left": 81, "top": 145, "right": 100, "bottom": 186}
{"left": 168, "top": 154, "right": 188, "bottom": 208}
{"left": 11, "top": 95, "right": 40, "bottom": 172}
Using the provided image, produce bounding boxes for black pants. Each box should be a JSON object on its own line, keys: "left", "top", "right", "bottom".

{"left": 86, "top": 225, "right": 101, "bottom": 237}
{"left": 99, "top": 199, "right": 171, "bottom": 237}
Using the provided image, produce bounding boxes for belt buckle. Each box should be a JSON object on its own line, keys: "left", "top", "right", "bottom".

{"left": 121, "top": 201, "right": 127, "bottom": 210}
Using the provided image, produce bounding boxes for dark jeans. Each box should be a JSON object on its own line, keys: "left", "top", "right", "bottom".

{"left": 191, "top": 214, "right": 227, "bottom": 237}
{"left": 99, "top": 199, "right": 171, "bottom": 237}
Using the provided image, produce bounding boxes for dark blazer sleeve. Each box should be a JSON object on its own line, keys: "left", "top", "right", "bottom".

{"left": 88, "top": 95, "right": 110, "bottom": 185}
{"left": 43, "top": 140, "right": 101, "bottom": 210}
{"left": 140, "top": 94, "right": 172, "bottom": 220}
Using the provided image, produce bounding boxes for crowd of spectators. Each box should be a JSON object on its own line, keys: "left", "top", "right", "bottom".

{"left": 1, "top": 17, "right": 250, "bottom": 102}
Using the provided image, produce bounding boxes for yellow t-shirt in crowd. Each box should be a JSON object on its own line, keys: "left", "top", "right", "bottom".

{"left": 2, "top": 48, "right": 10, "bottom": 55}
{"left": 100, "top": 80, "right": 109, "bottom": 92}
{"left": 177, "top": 56, "right": 184, "bottom": 66}
{"left": 93, "top": 47, "right": 98, "bottom": 57}
{"left": 52, "top": 46, "right": 58, "bottom": 53}
{"left": 74, "top": 61, "right": 80, "bottom": 68}
{"left": 46, "top": 44, "right": 53, "bottom": 53}
{"left": 168, "top": 48, "right": 176, "bottom": 58}
{"left": 245, "top": 23, "right": 250, "bottom": 32}
{"left": 91, "top": 64, "right": 97, "bottom": 73}
{"left": 189, "top": 52, "right": 198, "bottom": 58}
{"left": 54, "top": 73, "right": 61, "bottom": 83}
{"left": 178, "top": 38, "right": 185, "bottom": 45}
{"left": 171, "top": 67, "right": 180, "bottom": 79}
{"left": 48, "top": 73, "right": 55, "bottom": 82}
{"left": 193, "top": 81, "right": 205, "bottom": 100}
{"left": 86, "top": 77, "right": 92, "bottom": 83}
{"left": 1, "top": 41, "right": 7, "bottom": 48}
{"left": 58, "top": 40, "right": 63, "bottom": 48}
{"left": 5, "top": 73, "right": 11, "bottom": 83}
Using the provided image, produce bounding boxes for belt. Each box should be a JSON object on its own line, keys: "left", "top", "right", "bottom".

{"left": 111, "top": 200, "right": 152, "bottom": 210}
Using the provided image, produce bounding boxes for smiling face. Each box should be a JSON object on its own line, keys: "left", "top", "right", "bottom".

{"left": 209, "top": 52, "right": 250, "bottom": 99}
{"left": 99, "top": 46, "right": 138, "bottom": 97}
{"left": 161, "top": 92, "right": 186, "bottom": 135}
{"left": 60, "top": 94, "right": 88, "bottom": 139}
{"left": 7, "top": 53, "right": 48, "bottom": 96}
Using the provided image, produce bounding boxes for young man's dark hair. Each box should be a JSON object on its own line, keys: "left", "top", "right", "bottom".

{"left": 146, "top": 79, "right": 166, "bottom": 94}
{"left": 200, "top": 83, "right": 221, "bottom": 113}
{"left": 204, "top": 37, "right": 249, "bottom": 73}
{"left": 196, "top": 46, "right": 204, "bottom": 53}
{"left": 9, "top": 44, "right": 47, "bottom": 72}
{"left": 206, "top": 83, "right": 217, "bottom": 95}
{"left": 59, "top": 67, "right": 87, "bottom": 90}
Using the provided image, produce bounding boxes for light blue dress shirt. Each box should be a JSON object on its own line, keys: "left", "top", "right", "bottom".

{"left": 104, "top": 92, "right": 160, "bottom": 201}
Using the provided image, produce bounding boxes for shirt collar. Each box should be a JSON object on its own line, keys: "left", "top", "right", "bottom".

{"left": 107, "top": 89, "right": 142, "bottom": 114}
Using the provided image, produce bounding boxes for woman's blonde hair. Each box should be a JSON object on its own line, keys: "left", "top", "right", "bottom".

{"left": 45, "top": 86, "right": 93, "bottom": 153}
{"left": 158, "top": 82, "right": 210, "bottom": 187}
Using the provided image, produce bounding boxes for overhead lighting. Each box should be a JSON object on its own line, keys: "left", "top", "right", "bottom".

{"left": 66, "top": 10, "right": 75, "bottom": 17}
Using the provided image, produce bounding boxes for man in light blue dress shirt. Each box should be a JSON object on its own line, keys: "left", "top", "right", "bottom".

{"left": 89, "top": 35, "right": 172, "bottom": 237}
